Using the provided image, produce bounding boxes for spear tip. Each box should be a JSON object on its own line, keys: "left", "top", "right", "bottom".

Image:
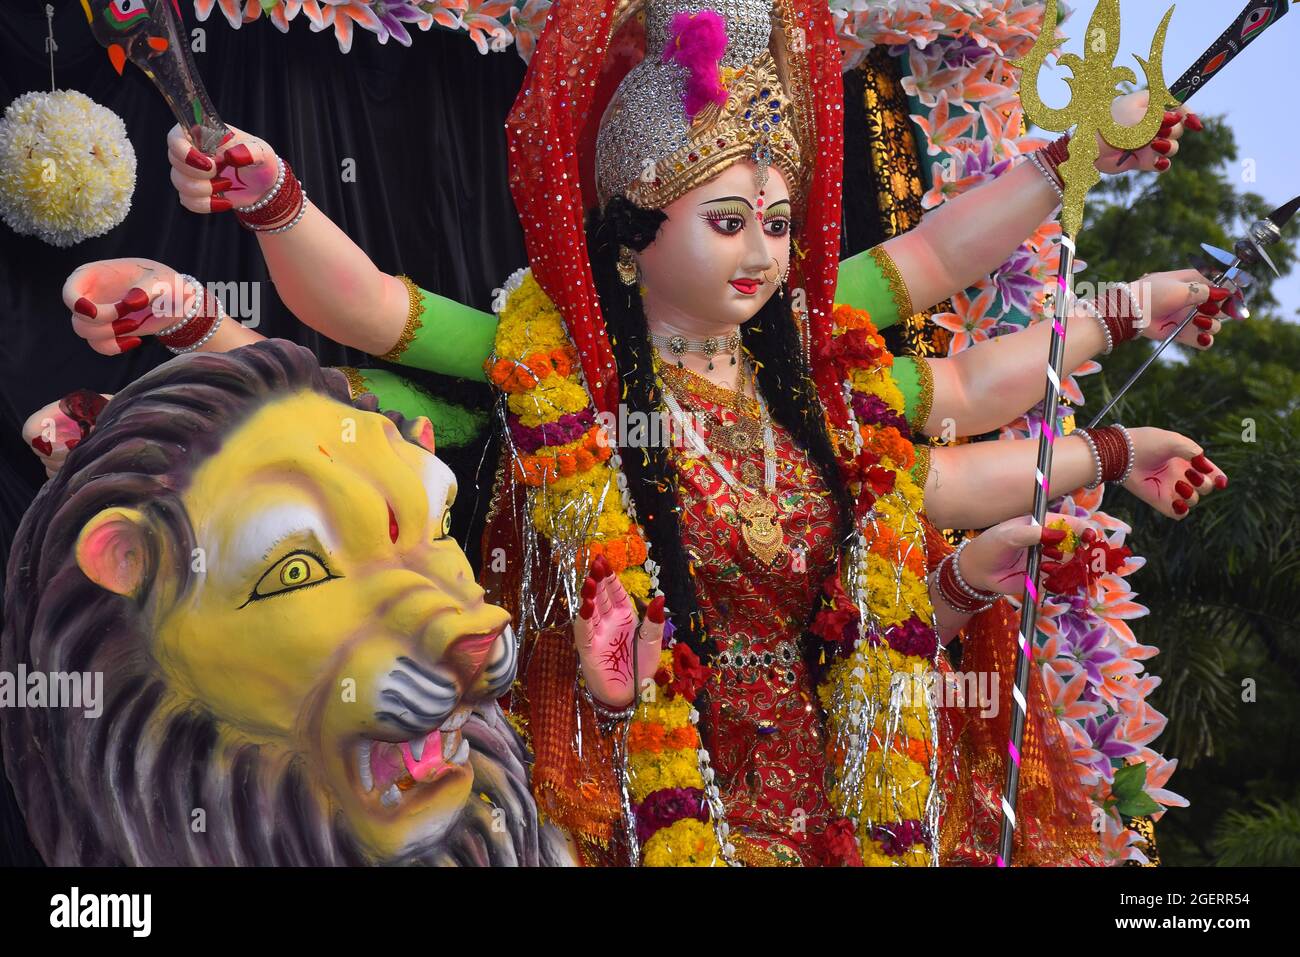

{"left": 1267, "top": 194, "right": 1300, "bottom": 229}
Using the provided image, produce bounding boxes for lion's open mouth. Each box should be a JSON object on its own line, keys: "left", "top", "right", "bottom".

{"left": 356, "top": 705, "right": 474, "bottom": 808}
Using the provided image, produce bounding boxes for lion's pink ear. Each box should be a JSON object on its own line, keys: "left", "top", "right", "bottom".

{"left": 403, "top": 416, "right": 436, "bottom": 455}
{"left": 75, "top": 507, "right": 151, "bottom": 597}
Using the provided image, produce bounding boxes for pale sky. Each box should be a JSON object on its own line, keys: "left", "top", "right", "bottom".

{"left": 1036, "top": 0, "right": 1299, "bottom": 318}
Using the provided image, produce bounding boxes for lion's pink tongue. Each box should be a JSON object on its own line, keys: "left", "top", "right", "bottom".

{"left": 400, "top": 731, "right": 444, "bottom": 781}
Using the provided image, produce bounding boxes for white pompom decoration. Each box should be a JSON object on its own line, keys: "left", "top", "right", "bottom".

{"left": 0, "top": 90, "right": 135, "bottom": 248}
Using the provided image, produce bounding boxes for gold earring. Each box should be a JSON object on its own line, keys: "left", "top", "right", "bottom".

{"left": 617, "top": 247, "right": 638, "bottom": 286}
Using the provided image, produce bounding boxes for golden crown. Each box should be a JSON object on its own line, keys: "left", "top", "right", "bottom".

{"left": 595, "top": 0, "right": 806, "bottom": 212}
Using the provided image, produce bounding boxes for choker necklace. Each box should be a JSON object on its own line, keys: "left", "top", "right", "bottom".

{"left": 648, "top": 331, "right": 741, "bottom": 370}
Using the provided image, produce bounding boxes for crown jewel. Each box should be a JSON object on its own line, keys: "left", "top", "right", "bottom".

{"left": 595, "top": 0, "right": 805, "bottom": 212}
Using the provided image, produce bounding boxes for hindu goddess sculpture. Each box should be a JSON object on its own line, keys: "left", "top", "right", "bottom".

{"left": 40, "top": 0, "right": 1233, "bottom": 866}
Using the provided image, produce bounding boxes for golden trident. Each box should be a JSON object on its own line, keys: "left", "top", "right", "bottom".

{"left": 1015, "top": 0, "right": 1176, "bottom": 237}
{"left": 997, "top": 0, "right": 1177, "bottom": 867}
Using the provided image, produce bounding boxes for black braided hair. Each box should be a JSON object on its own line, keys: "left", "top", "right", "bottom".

{"left": 585, "top": 196, "right": 852, "bottom": 663}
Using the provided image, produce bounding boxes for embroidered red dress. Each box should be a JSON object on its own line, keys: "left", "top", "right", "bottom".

{"left": 662, "top": 366, "right": 841, "bottom": 866}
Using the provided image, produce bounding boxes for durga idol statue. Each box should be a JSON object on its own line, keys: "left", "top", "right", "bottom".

{"left": 45, "top": 0, "right": 1231, "bottom": 867}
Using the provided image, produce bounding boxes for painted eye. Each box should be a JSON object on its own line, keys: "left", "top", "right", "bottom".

{"left": 1242, "top": 7, "right": 1273, "bottom": 39}
{"left": 111, "top": 0, "right": 148, "bottom": 15}
{"left": 439, "top": 508, "right": 453, "bottom": 539}
{"left": 250, "top": 551, "right": 334, "bottom": 601}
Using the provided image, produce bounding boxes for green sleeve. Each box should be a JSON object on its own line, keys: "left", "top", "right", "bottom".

{"left": 892, "top": 355, "right": 934, "bottom": 435}
{"left": 379, "top": 280, "right": 497, "bottom": 383}
{"left": 338, "top": 367, "right": 488, "bottom": 449}
{"left": 834, "top": 245, "right": 915, "bottom": 332}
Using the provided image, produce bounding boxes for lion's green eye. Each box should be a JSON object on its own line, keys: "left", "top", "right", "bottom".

{"left": 249, "top": 551, "right": 335, "bottom": 602}
{"left": 439, "top": 509, "right": 453, "bottom": 538}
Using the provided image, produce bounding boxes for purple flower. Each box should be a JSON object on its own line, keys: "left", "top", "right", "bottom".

{"left": 1087, "top": 714, "right": 1140, "bottom": 762}
{"left": 634, "top": 787, "right": 708, "bottom": 844}
{"left": 993, "top": 246, "right": 1041, "bottom": 316}
{"left": 508, "top": 409, "right": 594, "bottom": 453}
{"left": 869, "top": 819, "right": 930, "bottom": 855}
{"left": 852, "top": 392, "right": 909, "bottom": 433}
{"left": 938, "top": 36, "right": 994, "bottom": 69}
{"left": 883, "top": 616, "right": 939, "bottom": 659}
{"left": 373, "top": 1, "right": 434, "bottom": 48}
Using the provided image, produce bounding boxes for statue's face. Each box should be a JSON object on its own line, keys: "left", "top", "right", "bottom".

{"left": 157, "top": 391, "right": 513, "bottom": 862}
{"left": 636, "top": 161, "right": 792, "bottom": 330}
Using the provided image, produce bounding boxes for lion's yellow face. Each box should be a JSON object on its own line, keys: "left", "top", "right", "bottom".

{"left": 157, "top": 391, "right": 512, "bottom": 862}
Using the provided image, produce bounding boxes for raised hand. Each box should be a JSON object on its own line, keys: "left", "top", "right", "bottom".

{"left": 64, "top": 258, "right": 182, "bottom": 354}
{"left": 1128, "top": 269, "right": 1237, "bottom": 351}
{"left": 572, "top": 555, "right": 667, "bottom": 709}
{"left": 1122, "top": 427, "right": 1227, "bottom": 519}
{"left": 167, "top": 122, "right": 279, "bottom": 215}
{"left": 1095, "top": 92, "right": 1202, "bottom": 175}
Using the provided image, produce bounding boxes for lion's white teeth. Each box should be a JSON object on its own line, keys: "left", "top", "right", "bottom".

{"left": 409, "top": 735, "right": 425, "bottom": 762}
{"left": 449, "top": 737, "right": 471, "bottom": 766}
{"left": 358, "top": 740, "right": 374, "bottom": 793}
{"left": 442, "top": 729, "right": 463, "bottom": 758}
{"left": 380, "top": 784, "right": 401, "bottom": 808}
{"left": 440, "top": 707, "right": 471, "bottom": 732}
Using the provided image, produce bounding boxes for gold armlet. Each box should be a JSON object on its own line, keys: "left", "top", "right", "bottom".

{"left": 376, "top": 274, "right": 426, "bottom": 363}
{"left": 868, "top": 245, "right": 915, "bottom": 324}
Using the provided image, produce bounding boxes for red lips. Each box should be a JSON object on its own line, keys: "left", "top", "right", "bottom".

{"left": 729, "top": 279, "right": 759, "bottom": 295}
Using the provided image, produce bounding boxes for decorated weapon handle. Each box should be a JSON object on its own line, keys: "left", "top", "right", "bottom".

{"left": 1170, "top": 0, "right": 1291, "bottom": 102}
{"left": 81, "top": 0, "right": 230, "bottom": 155}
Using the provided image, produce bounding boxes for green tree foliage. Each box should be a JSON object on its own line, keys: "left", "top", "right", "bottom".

{"left": 1076, "top": 117, "right": 1300, "bottom": 865}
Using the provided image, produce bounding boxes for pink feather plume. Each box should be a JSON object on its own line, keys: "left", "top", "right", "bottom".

{"left": 661, "top": 10, "right": 729, "bottom": 123}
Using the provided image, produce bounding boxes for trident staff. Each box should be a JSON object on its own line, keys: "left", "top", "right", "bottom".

{"left": 1000, "top": 0, "right": 1175, "bottom": 868}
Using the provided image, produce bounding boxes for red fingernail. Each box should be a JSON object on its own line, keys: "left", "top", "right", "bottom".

{"left": 1172, "top": 500, "right": 1188, "bottom": 515}
{"left": 579, "top": 599, "right": 594, "bottom": 620}
{"left": 1041, "top": 528, "right": 1067, "bottom": 543}
{"left": 1214, "top": 474, "right": 1228, "bottom": 490}
{"left": 591, "top": 555, "right": 611, "bottom": 579}
{"left": 1208, "top": 287, "right": 1232, "bottom": 303}
{"left": 581, "top": 578, "right": 596, "bottom": 600}
{"left": 1163, "top": 110, "right": 1181, "bottom": 126}
{"left": 210, "top": 196, "right": 232, "bottom": 213}
{"left": 1197, "top": 301, "right": 1221, "bottom": 316}
{"left": 185, "top": 147, "right": 214, "bottom": 171}
{"left": 31, "top": 436, "right": 53, "bottom": 456}
{"left": 115, "top": 336, "right": 143, "bottom": 353}
{"left": 1151, "top": 138, "right": 1173, "bottom": 155}
{"left": 116, "top": 287, "right": 149, "bottom": 313}
{"left": 1185, "top": 113, "right": 1203, "bottom": 132}
{"left": 1175, "top": 480, "right": 1194, "bottom": 498}
{"left": 73, "top": 297, "right": 97, "bottom": 318}
{"left": 222, "top": 144, "right": 254, "bottom": 167}
{"left": 210, "top": 177, "right": 233, "bottom": 193}
{"left": 112, "top": 316, "right": 145, "bottom": 335}
{"left": 1043, "top": 547, "right": 1064, "bottom": 561}
{"left": 1197, "top": 333, "right": 1212, "bottom": 347}
{"left": 647, "top": 595, "right": 666, "bottom": 624}
{"left": 1193, "top": 316, "right": 1214, "bottom": 330}
{"left": 1191, "top": 454, "right": 1213, "bottom": 473}
{"left": 1185, "top": 468, "right": 1204, "bottom": 486}
{"left": 1154, "top": 157, "right": 1172, "bottom": 172}
{"left": 1082, "top": 528, "right": 1098, "bottom": 543}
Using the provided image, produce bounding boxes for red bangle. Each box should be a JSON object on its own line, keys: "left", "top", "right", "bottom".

{"left": 235, "top": 162, "right": 303, "bottom": 230}
{"left": 1080, "top": 426, "right": 1132, "bottom": 484}
{"left": 1037, "top": 134, "right": 1071, "bottom": 188}
{"left": 1093, "top": 284, "right": 1142, "bottom": 346}
{"left": 936, "top": 553, "right": 994, "bottom": 615}
{"left": 158, "top": 290, "right": 220, "bottom": 350}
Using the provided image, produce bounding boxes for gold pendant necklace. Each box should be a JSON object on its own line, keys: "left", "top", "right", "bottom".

{"left": 737, "top": 495, "right": 784, "bottom": 567}
{"left": 659, "top": 356, "right": 786, "bottom": 567}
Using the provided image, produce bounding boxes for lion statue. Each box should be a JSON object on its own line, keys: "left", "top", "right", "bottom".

{"left": 1, "top": 339, "right": 573, "bottom": 866}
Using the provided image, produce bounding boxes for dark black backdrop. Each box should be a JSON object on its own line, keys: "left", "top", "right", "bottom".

{"left": 0, "top": 1, "right": 885, "bottom": 865}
